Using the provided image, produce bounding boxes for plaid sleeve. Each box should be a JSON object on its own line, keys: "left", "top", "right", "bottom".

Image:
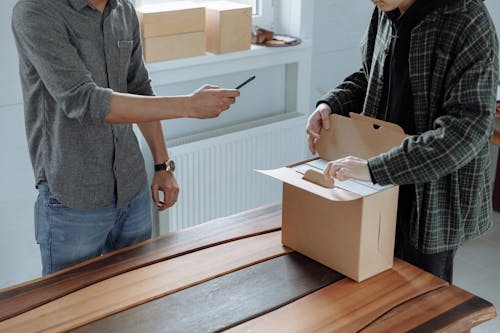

{"left": 369, "top": 9, "right": 499, "bottom": 186}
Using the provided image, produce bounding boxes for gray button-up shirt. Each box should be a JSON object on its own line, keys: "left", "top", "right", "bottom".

{"left": 12, "top": 0, "right": 154, "bottom": 209}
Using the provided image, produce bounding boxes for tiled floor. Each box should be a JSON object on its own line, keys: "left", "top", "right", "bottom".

{"left": 454, "top": 211, "right": 500, "bottom": 332}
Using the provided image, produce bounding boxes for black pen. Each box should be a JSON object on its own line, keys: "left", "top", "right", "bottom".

{"left": 235, "top": 75, "right": 256, "bottom": 89}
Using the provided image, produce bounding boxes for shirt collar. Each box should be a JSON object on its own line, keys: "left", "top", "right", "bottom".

{"left": 69, "top": 0, "right": 118, "bottom": 12}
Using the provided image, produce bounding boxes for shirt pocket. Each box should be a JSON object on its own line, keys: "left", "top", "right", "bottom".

{"left": 118, "top": 40, "right": 133, "bottom": 88}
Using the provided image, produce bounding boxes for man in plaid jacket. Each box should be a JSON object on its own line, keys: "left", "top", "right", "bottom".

{"left": 307, "top": 0, "right": 499, "bottom": 283}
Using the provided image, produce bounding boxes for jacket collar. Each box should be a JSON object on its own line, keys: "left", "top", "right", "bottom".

{"left": 442, "top": 0, "right": 467, "bottom": 15}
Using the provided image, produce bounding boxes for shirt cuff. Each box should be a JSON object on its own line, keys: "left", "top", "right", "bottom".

{"left": 367, "top": 156, "right": 393, "bottom": 186}
{"left": 90, "top": 87, "right": 113, "bottom": 124}
{"left": 367, "top": 161, "right": 377, "bottom": 184}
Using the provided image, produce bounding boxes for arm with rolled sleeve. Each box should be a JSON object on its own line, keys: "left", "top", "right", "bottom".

{"left": 12, "top": 2, "right": 112, "bottom": 125}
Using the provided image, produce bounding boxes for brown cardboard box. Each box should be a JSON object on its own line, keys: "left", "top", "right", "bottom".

{"left": 137, "top": 2, "right": 206, "bottom": 62}
{"left": 259, "top": 113, "right": 408, "bottom": 282}
{"left": 143, "top": 32, "right": 206, "bottom": 63}
{"left": 137, "top": 2, "right": 205, "bottom": 38}
{"left": 205, "top": 1, "right": 252, "bottom": 54}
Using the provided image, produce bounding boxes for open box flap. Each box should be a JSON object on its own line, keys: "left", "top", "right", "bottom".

{"left": 316, "top": 113, "right": 408, "bottom": 161}
{"left": 256, "top": 167, "right": 362, "bottom": 202}
{"left": 257, "top": 114, "right": 407, "bottom": 199}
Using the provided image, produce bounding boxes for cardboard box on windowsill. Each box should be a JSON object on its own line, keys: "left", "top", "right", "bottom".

{"left": 259, "top": 113, "right": 408, "bottom": 282}
{"left": 137, "top": 2, "right": 206, "bottom": 62}
{"left": 205, "top": 1, "right": 252, "bottom": 54}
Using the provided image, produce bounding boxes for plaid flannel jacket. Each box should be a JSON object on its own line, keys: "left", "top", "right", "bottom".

{"left": 319, "top": 0, "right": 499, "bottom": 253}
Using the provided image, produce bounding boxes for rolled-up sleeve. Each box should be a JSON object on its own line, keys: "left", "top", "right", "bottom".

{"left": 12, "top": 2, "right": 113, "bottom": 124}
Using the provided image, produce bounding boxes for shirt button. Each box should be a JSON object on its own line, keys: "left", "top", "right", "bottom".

{"left": 114, "top": 137, "right": 118, "bottom": 143}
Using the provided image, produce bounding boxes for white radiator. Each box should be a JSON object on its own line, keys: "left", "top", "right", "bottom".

{"left": 157, "top": 113, "right": 307, "bottom": 233}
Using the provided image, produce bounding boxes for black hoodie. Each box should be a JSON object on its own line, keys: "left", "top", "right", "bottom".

{"left": 379, "top": 0, "right": 449, "bottom": 134}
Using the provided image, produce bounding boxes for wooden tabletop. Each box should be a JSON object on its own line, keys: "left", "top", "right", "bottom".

{"left": 0, "top": 204, "right": 496, "bottom": 333}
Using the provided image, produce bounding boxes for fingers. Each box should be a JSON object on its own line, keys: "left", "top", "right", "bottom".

{"left": 306, "top": 111, "right": 322, "bottom": 155}
{"left": 335, "top": 168, "right": 351, "bottom": 181}
{"left": 322, "top": 156, "right": 370, "bottom": 182}
{"left": 159, "top": 188, "right": 179, "bottom": 211}
{"left": 219, "top": 89, "right": 240, "bottom": 98}
{"left": 202, "top": 84, "right": 219, "bottom": 90}
{"left": 151, "top": 183, "right": 160, "bottom": 207}
{"left": 223, "top": 97, "right": 236, "bottom": 105}
{"left": 152, "top": 173, "right": 179, "bottom": 211}
{"left": 307, "top": 131, "right": 320, "bottom": 155}
{"left": 157, "top": 186, "right": 179, "bottom": 211}
{"left": 324, "top": 161, "right": 349, "bottom": 181}
{"left": 321, "top": 108, "right": 330, "bottom": 130}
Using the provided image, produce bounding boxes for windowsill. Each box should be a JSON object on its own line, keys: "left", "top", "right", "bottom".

{"left": 145, "top": 39, "right": 312, "bottom": 86}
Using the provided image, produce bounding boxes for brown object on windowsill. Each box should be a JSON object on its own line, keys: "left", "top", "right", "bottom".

{"left": 263, "top": 34, "right": 302, "bottom": 47}
{"left": 252, "top": 25, "right": 301, "bottom": 47}
{"left": 252, "top": 26, "right": 274, "bottom": 45}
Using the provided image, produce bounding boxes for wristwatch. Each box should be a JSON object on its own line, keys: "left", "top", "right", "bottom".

{"left": 154, "top": 159, "right": 175, "bottom": 172}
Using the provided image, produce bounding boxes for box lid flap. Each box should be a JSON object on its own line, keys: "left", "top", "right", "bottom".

{"left": 316, "top": 113, "right": 408, "bottom": 161}
{"left": 257, "top": 167, "right": 363, "bottom": 202}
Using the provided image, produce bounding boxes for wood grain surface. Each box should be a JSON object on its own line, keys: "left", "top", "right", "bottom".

{"left": 226, "top": 259, "right": 448, "bottom": 333}
{"left": 0, "top": 232, "right": 289, "bottom": 333}
{"left": 0, "top": 204, "right": 281, "bottom": 322}
{"left": 72, "top": 252, "right": 344, "bottom": 333}
{"left": 363, "top": 285, "right": 496, "bottom": 333}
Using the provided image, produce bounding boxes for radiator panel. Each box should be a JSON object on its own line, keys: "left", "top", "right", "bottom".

{"left": 159, "top": 115, "right": 306, "bottom": 233}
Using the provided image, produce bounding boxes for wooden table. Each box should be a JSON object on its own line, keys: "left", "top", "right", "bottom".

{"left": 0, "top": 205, "right": 496, "bottom": 333}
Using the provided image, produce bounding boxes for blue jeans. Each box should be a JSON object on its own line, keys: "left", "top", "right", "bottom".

{"left": 35, "top": 182, "right": 152, "bottom": 275}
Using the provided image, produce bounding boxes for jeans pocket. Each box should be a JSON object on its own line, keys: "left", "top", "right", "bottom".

{"left": 47, "top": 191, "right": 67, "bottom": 209}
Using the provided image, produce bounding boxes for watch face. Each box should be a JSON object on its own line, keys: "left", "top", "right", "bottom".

{"left": 168, "top": 160, "right": 176, "bottom": 172}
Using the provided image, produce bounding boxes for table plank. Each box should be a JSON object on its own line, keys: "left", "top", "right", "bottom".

{"left": 226, "top": 259, "right": 448, "bottom": 333}
{"left": 72, "top": 252, "right": 344, "bottom": 333}
{"left": 0, "top": 232, "right": 289, "bottom": 333}
{"left": 0, "top": 204, "right": 281, "bottom": 322}
{"left": 361, "top": 285, "right": 496, "bottom": 333}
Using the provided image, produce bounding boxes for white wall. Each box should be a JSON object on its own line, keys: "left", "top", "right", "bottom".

{"left": 310, "top": 0, "right": 500, "bottom": 110}
{"left": 1, "top": 0, "right": 499, "bottom": 289}
{"left": 0, "top": 0, "right": 41, "bottom": 288}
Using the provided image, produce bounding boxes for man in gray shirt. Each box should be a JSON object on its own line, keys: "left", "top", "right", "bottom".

{"left": 12, "top": 0, "right": 240, "bottom": 275}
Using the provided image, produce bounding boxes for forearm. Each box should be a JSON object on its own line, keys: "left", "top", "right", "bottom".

{"left": 106, "top": 92, "right": 190, "bottom": 124}
{"left": 368, "top": 113, "right": 492, "bottom": 185}
{"left": 138, "top": 121, "right": 169, "bottom": 164}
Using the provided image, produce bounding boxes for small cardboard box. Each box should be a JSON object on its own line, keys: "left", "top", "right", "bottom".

{"left": 137, "top": 2, "right": 206, "bottom": 62}
{"left": 142, "top": 31, "right": 206, "bottom": 63}
{"left": 259, "top": 113, "right": 408, "bottom": 282}
{"left": 137, "top": 2, "right": 205, "bottom": 38}
{"left": 205, "top": 1, "right": 252, "bottom": 54}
